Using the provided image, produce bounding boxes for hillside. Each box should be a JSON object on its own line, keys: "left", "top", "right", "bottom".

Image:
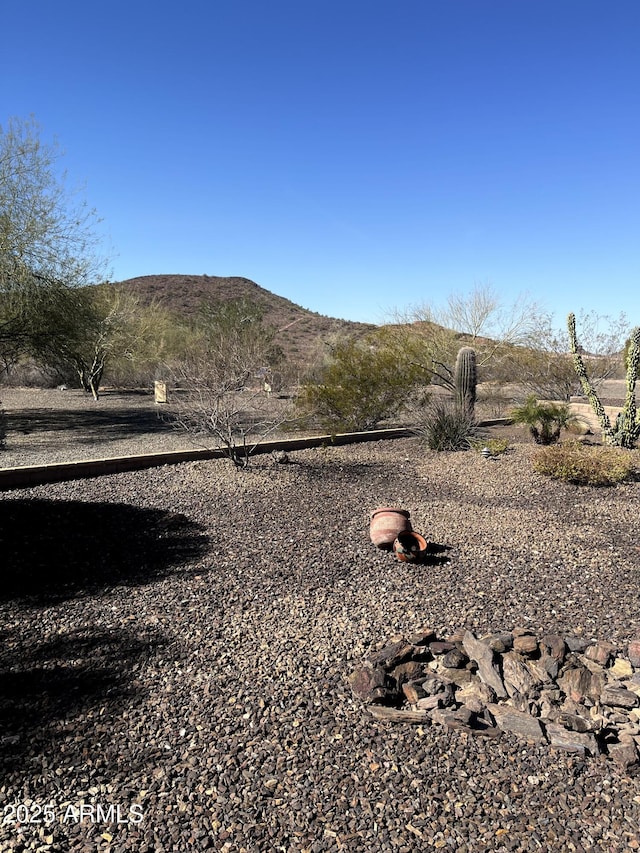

{"left": 118, "top": 274, "right": 375, "bottom": 371}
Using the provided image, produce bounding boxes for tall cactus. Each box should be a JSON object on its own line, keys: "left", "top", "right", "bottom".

{"left": 454, "top": 346, "right": 477, "bottom": 417}
{"left": 567, "top": 312, "right": 640, "bottom": 448}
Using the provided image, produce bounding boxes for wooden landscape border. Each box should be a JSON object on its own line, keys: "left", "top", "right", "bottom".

{"left": 0, "top": 420, "right": 511, "bottom": 490}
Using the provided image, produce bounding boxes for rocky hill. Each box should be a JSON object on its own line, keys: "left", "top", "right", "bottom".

{"left": 118, "top": 274, "right": 375, "bottom": 371}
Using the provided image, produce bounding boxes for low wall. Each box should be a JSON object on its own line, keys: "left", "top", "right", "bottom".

{"left": 569, "top": 402, "right": 622, "bottom": 435}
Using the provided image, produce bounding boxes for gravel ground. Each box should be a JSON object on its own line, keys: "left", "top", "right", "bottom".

{"left": 0, "top": 388, "right": 201, "bottom": 468}
{"left": 2, "top": 391, "right": 640, "bottom": 851}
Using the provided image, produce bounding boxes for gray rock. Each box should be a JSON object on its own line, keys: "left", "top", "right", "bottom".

{"left": 545, "top": 722, "right": 599, "bottom": 755}
{"left": 541, "top": 633, "right": 567, "bottom": 662}
{"left": 502, "top": 651, "right": 539, "bottom": 698}
{"left": 565, "top": 636, "right": 590, "bottom": 653}
{"left": 486, "top": 703, "right": 545, "bottom": 743}
{"left": 607, "top": 737, "right": 639, "bottom": 772}
{"left": 462, "top": 631, "right": 508, "bottom": 699}
{"left": 600, "top": 685, "right": 639, "bottom": 709}
{"left": 442, "top": 647, "right": 468, "bottom": 669}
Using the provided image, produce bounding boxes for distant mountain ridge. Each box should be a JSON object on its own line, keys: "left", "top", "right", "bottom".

{"left": 117, "top": 274, "right": 375, "bottom": 369}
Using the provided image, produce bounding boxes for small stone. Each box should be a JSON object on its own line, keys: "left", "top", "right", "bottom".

{"left": 608, "top": 736, "right": 639, "bottom": 772}
{"left": 442, "top": 648, "right": 468, "bottom": 668}
{"left": 545, "top": 722, "right": 599, "bottom": 756}
{"left": 462, "top": 631, "right": 508, "bottom": 699}
{"left": 628, "top": 639, "right": 640, "bottom": 669}
{"left": 610, "top": 658, "right": 633, "bottom": 679}
{"left": 541, "top": 634, "right": 567, "bottom": 662}
{"left": 600, "top": 685, "right": 639, "bottom": 709}
{"left": 585, "top": 641, "right": 616, "bottom": 666}
{"left": 513, "top": 634, "right": 539, "bottom": 656}
{"left": 486, "top": 703, "right": 545, "bottom": 743}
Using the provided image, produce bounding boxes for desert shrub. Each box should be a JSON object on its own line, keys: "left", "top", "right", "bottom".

{"left": 297, "top": 333, "right": 430, "bottom": 432}
{"left": 470, "top": 437, "right": 509, "bottom": 456}
{"left": 533, "top": 441, "right": 636, "bottom": 485}
{"left": 510, "top": 395, "right": 583, "bottom": 445}
{"left": 415, "top": 399, "right": 479, "bottom": 451}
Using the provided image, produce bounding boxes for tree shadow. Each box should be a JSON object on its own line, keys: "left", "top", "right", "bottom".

{"left": 6, "top": 405, "right": 175, "bottom": 443}
{"left": 0, "top": 499, "right": 210, "bottom": 604}
{"left": 0, "top": 624, "right": 171, "bottom": 773}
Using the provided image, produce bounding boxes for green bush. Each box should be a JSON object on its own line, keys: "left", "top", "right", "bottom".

{"left": 469, "top": 437, "right": 509, "bottom": 456}
{"left": 533, "top": 441, "right": 636, "bottom": 485}
{"left": 416, "top": 399, "right": 479, "bottom": 451}
{"left": 296, "top": 333, "right": 430, "bottom": 432}
{"left": 510, "top": 395, "right": 583, "bottom": 445}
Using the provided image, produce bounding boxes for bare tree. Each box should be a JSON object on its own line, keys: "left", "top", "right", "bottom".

{"left": 505, "top": 309, "right": 630, "bottom": 401}
{"left": 167, "top": 299, "right": 291, "bottom": 467}
{"left": 388, "top": 282, "right": 541, "bottom": 389}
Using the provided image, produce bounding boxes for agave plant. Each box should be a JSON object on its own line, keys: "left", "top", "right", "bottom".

{"left": 510, "top": 395, "right": 583, "bottom": 445}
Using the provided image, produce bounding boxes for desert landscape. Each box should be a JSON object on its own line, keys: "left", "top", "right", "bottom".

{"left": 1, "top": 387, "right": 640, "bottom": 851}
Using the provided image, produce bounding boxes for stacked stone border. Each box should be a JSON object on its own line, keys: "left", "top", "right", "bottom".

{"left": 349, "top": 627, "right": 640, "bottom": 773}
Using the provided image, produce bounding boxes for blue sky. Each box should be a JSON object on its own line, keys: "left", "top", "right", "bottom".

{"left": 3, "top": 1, "right": 639, "bottom": 326}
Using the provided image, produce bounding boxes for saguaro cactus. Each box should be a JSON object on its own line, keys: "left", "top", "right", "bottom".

{"left": 454, "top": 346, "right": 477, "bottom": 417}
{"left": 567, "top": 312, "right": 640, "bottom": 448}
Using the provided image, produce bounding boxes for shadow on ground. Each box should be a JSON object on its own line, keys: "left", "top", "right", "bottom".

{"left": 0, "top": 498, "right": 210, "bottom": 604}
{"left": 6, "top": 404, "right": 175, "bottom": 442}
{"left": 0, "top": 625, "right": 170, "bottom": 773}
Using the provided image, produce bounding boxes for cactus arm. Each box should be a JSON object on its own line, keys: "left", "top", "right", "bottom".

{"left": 567, "top": 312, "right": 615, "bottom": 443}
{"left": 619, "top": 326, "right": 640, "bottom": 446}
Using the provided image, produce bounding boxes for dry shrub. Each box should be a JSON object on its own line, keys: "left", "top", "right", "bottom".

{"left": 533, "top": 441, "right": 636, "bottom": 485}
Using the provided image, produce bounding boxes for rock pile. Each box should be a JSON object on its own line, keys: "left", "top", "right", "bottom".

{"left": 349, "top": 627, "right": 640, "bottom": 772}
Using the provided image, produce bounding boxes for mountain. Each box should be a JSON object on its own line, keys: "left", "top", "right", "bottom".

{"left": 117, "top": 274, "right": 375, "bottom": 369}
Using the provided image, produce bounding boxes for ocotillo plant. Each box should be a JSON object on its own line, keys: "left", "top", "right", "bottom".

{"left": 567, "top": 312, "right": 640, "bottom": 448}
{"left": 454, "top": 346, "right": 477, "bottom": 417}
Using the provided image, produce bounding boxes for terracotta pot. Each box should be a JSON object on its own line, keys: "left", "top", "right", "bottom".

{"left": 393, "top": 531, "right": 428, "bottom": 562}
{"left": 370, "top": 507, "right": 412, "bottom": 550}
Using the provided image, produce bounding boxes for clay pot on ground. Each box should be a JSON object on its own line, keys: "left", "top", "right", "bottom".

{"left": 370, "top": 508, "right": 412, "bottom": 550}
{"left": 393, "top": 531, "right": 428, "bottom": 562}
